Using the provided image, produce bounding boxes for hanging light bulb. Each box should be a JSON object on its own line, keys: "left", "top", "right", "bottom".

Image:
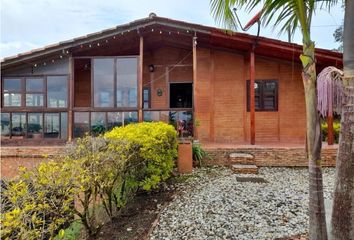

{"left": 113, "top": 36, "right": 116, "bottom": 39}
{"left": 97, "top": 43, "right": 100, "bottom": 46}
{"left": 89, "top": 44, "right": 92, "bottom": 48}
{"left": 60, "top": 55, "right": 63, "bottom": 58}
{"left": 34, "top": 64, "right": 37, "bottom": 67}
{"left": 43, "top": 62, "right": 46, "bottom": 66}
{"left": 52, "top": 59, "right": 55, "bottom": 63}
{"left": 159, "top": 30, "right": 162, "bottom": 34}
{"left": 105, "top": 40, "right": 108, "bottom": 43}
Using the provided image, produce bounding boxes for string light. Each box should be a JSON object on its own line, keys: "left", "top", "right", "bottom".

{"left": 28, "top": 26, "right": 199, "bottom": 69}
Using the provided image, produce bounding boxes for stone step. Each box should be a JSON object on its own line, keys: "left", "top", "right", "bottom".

{"left": 229, "top": 152, "right": 255, "bottom": 165}
{"left": 231, "top": 164, "right": 258, "bottom": 174}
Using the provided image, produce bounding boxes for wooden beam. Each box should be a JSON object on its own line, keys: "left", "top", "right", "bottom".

{"left": 327, "top": 114, "right": 334, "bottom": 145}
{"left": 192, "top": 36, "right": 198, "bottom": 139}
{"left": 138, "top": 36, "right": 144, "bottom": 122}
{"left": 250, "top": 48, "right": 256, "bottom": 145}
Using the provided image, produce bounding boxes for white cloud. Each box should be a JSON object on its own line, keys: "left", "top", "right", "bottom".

{"left": 0, "top": 0, "right": 343, "bottom": 58}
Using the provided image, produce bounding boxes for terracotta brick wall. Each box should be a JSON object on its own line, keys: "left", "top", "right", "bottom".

{"left": 1, "top": 146, "right": 64, "bottom": 179}
{"left": 195, "top": 47, "right": 306, "bottom": 144}
{"left": 143, "top": 47, "right": 193, "bottom": 109}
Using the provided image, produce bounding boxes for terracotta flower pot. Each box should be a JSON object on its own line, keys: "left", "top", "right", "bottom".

{"left": 177, "top": 140, "right": 193, "bottom": 173}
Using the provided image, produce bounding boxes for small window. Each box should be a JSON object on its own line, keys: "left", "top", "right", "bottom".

{"left": 143, "top": 88, "right": 150, "bottom": 109}
{"left": 3, "top": 78, "right": 22, "bottom": 107}
{"left": 25, "top": 77, "right": 44, "bottom": 107}
{"left": 247, "top": 80, "right": 278, "bottom": 111}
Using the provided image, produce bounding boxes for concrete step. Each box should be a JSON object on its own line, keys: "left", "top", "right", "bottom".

{"left": 231, "top": 164, "right": 258, "bottom": 174}
{"left": 229, "top": 152, "right": 255, "bottom": 165}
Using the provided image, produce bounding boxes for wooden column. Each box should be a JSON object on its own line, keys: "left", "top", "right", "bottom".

{"left": 192, "top": 36, "right": 198, "bottom": 139}
{"left": 250, "top": 47, "right": 256, "bottom": 145}
{"left": 138, "top": 36, "right": 144, "bottom": 122}
{"left": 68, "top": 57, "right": 74, "bottom": 142}
{"left": 327, "top": 114, "right": 334, "bottom": 145}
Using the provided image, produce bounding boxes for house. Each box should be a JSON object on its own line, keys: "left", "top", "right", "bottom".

{"left": 1, "top": 14, "right": 342, "bottom": 173}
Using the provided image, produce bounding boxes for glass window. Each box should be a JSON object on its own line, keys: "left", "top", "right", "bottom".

{"left": 107, "top": 112, "right": 123, "bottom": 130}
{"left": 74, "top": 112, "right": 90, "bottom": 138}
{"left": 93, "top": 59, "right": 114, "bottom": 107}
{"left": 3, "top": 78, "right": 22, "bottom": 92}
{"left": 28, "top": 113, "right": 43, "bottom": 138}
{"left": 26, "top": 78, "right": 44, "bottom": 91}
{"left": 4, "top": 93, "right": 21, "bottom": 107}
{"left": 47, "top": 76, "right": 68, "bottom": 108}
{"left": 26, "top": 94, "right": 44, "bottom": 107}
{"left": 61, "top": 112, "right": 68, "bottom": 139}
{"left": 123, "top": 112, "right": 138, "bottom": 125}
{"left": 247, "top": 80, "right": 278, "bottom": 111}
{"left": 91, "top": 112, "right": 106, "bottom": 136}
{"left": 116, "top": 58, "right": 138, "bottom": 107}
{"left": 11, "top": 113, "right": 26, "bottom": 137}
{"left": 44, "top": 113, "right": 60, "bottom": 138}
{"left": 143, "top": 88, "right": 150, "bottom": 109}
{"left": 1, "top": 113, "right": 10, "bottom": 137}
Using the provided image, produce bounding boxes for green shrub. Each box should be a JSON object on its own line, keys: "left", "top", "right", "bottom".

{"left": 192, "top": 143, "right": 211, "bottom": 167}
{"left": 321, "top": 120, "right": 341, "bottom": 143}
{"left": 105, "top": 122, "right": 178, "bottom": 191}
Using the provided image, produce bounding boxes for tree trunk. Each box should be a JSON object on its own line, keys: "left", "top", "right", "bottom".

{"left": 331, "top": 1, "right": 354, "bottom": 239}
{"left": 301, "top": 41, "right": 328, "bottom": 240}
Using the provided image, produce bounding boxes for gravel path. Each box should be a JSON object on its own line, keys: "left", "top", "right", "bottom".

{"left": 149, "top": 167, "right": 335, "bottom": 240}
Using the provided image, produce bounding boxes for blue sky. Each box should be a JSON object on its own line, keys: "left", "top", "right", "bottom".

{"left": 0, "top": 0, "right": 343, "bottom": 59}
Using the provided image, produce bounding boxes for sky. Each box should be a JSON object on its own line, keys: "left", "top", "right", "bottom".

{"left": 0, "top": 0, "right": 343, "bottom": 59}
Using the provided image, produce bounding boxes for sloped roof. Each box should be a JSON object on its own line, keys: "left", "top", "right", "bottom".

{"left": 1, "top": 13, "right": 342, "bottom": 69}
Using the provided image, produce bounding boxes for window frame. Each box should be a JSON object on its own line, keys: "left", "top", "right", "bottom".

{"left": 1, "top": 74, "right": 69, "bottom": 110}
{"left": 88, "top": 56, "right": 139, "bottom": 110}
{"left": 246, "top": 79, "right": 278, "bottom": 112}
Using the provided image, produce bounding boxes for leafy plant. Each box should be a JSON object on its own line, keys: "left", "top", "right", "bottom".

{"left": 192, "top": 143, "right": 211, "bottom": 167}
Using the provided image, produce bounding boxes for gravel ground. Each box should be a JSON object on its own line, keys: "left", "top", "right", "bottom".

{"left": 149, "top": 167, "right": 335, "bottom": 240}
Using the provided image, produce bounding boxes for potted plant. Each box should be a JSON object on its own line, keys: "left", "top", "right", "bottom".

{"left": 28, "top": 123, "right": 42, "bottom": 139}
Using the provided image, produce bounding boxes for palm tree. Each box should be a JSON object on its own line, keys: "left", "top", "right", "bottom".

{"left": 331, "top": 1, "right": 354, "bottom": 239}
{"left": 210, "top": 1, "right": 338, "bottom": 239}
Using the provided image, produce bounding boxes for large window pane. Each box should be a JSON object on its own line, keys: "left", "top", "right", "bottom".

{"left": 26, "top": 94, "right": 44, "bottom": 106}
{"left": 44, "top": 113, "right": 60, "bottom": 138}
{"left": 61, "top": 112, "right": 68, "bottom": 139}
{"left": 93, "top": 59, "right": 114, "bottom": 107}
{"left": 124, "top": 112, "right": 138, "bottom": 125}
{"left": 4, "top": 93, "right": 21, "bottom": 106}
{"left": 116, "top": 58, "right": 138, "bottom": 107}
{"left": 47, "top": 76, "right": 68, "bottom": 108}
{"left": 26, "top": 78, "right": 44, "bottom": 91}
{"left": 107, "top": 112, "right": 123, "bottom": 130}
{"left": 91, "top": 112, "right": 106, "bottom": 136}
{"left": 74, "top": 112, "right": 89, "bottom": 138}
{"left": 28, "top": 113, "right": 43, "bottom": 138}
{"left": 3, "top": 78, "right": 21, "bottom": 92}
{"left": 1, "top": 113, "right": 10, "bottom": 138}
{"left": 11, "top": 113, "right": 26, "bottom": 137}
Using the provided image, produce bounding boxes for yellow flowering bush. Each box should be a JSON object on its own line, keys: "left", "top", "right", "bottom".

{"left": 105, "top": 122, "right": 178, "bottom": 190}
{"left": 1, "top": 122, "right": 178, "bottom": 239}
{"left": 0, "top": 160, "right": 77, "bottom": 240}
